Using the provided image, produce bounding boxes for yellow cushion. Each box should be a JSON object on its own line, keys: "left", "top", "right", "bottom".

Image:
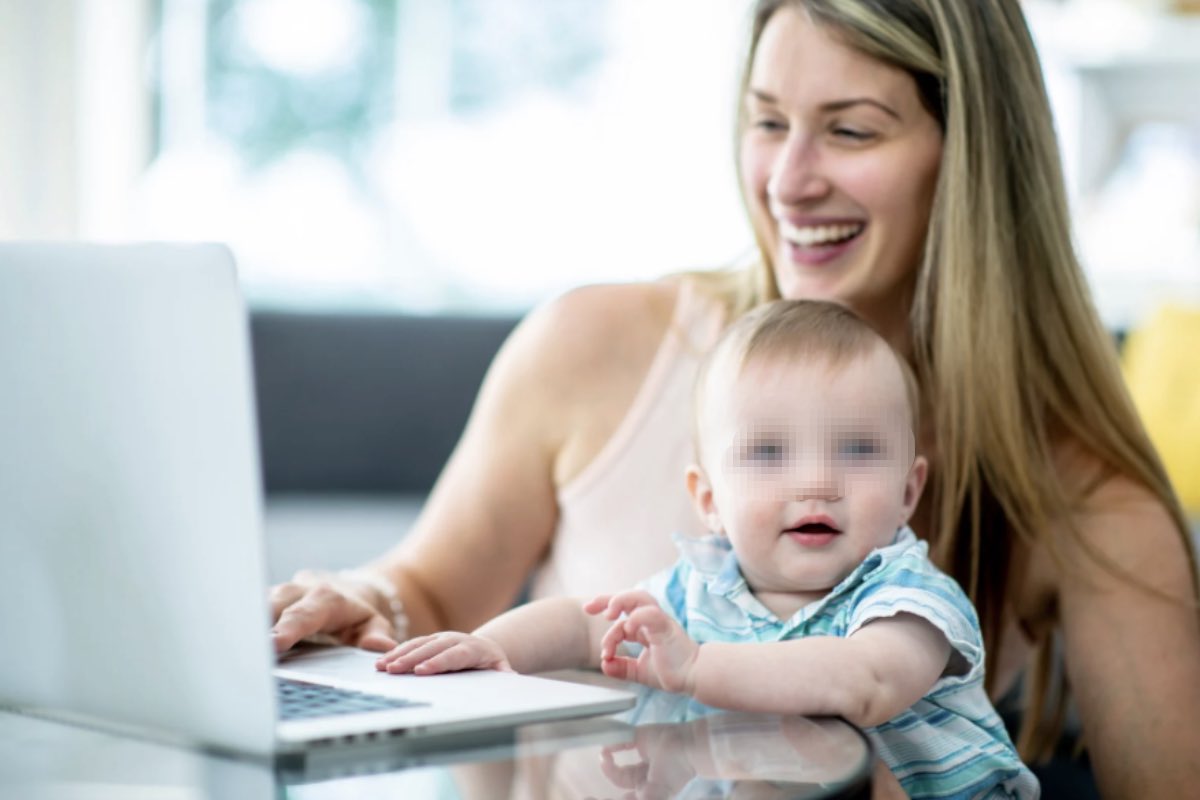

{"left": 1122, "top": 304, "right": 1200, "bottom": 514}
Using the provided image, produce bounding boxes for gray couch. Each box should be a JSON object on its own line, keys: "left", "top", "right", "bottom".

{"left": 249, "top": 309, "right": 520, "bottom": 582}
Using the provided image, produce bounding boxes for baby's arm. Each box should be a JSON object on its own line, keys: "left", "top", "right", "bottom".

{"left": 376, "top": 596, "right": 607, "bottom": 675}
{"left": 687, "top": 615, "right": 951, "bottom": 727}
{"left": 593, "top": 590, "right": 950, "bottom": 728}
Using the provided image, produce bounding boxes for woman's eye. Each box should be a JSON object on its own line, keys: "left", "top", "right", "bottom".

{"left": 752, "top": 117, "right": 787, "bottom": 133}
{"left": 832, "top": 127, "right": 875, "bottom": 142}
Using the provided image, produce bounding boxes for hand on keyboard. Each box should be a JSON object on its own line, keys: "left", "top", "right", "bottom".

{"left": 375, "top": 632, "right": 514, "bottom": 675}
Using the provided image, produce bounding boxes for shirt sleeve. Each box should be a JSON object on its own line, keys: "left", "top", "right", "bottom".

{"left": 845, "top": 551, "right": 985, "bottom": 687}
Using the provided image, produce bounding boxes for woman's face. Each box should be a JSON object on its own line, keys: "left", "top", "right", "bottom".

{"left": 740, "top": 7, "right": 943, "bottom": 336}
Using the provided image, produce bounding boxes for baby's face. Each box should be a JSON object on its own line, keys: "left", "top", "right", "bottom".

{"left": 690, "top": 346, "right": 925, "bottom": 605}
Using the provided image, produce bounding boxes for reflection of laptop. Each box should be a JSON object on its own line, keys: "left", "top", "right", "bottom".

{"left": 276, "top": 715, "right": 634, "bottom": 785}
{"left": 0, "top": 243, "right": 633, "bottom": 757}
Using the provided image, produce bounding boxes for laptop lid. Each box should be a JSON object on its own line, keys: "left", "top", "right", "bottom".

{"left": 0, "top": 243, "right": 632, "bottom": 757}
{"left": 0, "top": 243, "right": 278, "bottom": 753}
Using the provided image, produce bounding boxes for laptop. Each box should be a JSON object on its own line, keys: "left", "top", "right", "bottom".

{"left": 0, "top": 242, "right": 634, "bottom": 758}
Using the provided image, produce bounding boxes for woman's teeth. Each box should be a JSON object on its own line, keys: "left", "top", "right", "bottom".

{"left": 780, "top": 222, "right": 864, "bottom": 247}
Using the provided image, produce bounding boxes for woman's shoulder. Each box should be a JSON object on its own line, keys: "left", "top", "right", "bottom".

{"left": 546, "top": 278, "right": 682, "bottom": 333}
{"left": 559, "top": 276, "right": 683, "bottom": 307}
{"left": 1050, "top": 436, "right": 1172, "bottom": 523}
{"left": 513, "top": 278, "right": 685, "bottom": 382}
{"left": 1028, "top": 436, "right": 1189, "bottom": 596}
{"left": 498, "top": 278, "right": 697, "bottom": 486}
{"left": 479, "top": 277, "right": 684, "bottom": 441}
{"left": 1034, "top": 438, "right": 1200, "bottom": 793}
{"left": 992, "top": 435, "right": 1186, "bottom": 643}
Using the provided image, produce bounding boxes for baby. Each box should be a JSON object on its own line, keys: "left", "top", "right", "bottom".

{"left": 377, "top": 299, "right": 1037, "bottom": 798}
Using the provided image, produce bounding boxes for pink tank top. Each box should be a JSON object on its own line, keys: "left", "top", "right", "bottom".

{"left": 529, "top": 280, "right": 728, "bottom": 601}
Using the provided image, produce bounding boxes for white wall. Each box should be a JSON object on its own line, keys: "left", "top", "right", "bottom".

{"left": 0, "top": 0, "right": 80, "bottom": 237}
{"left": 0, "top": 0, "right": 152, "bottom": 239}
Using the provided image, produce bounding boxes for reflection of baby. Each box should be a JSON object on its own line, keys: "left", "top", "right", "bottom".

{"left": 600, "top": 715, "right": 869, "bottom": 798}
{"left": 379, "top": 300, "right": 1038, "bottom": 798}
{"left": 602, "top": 684, "right": 875, "bottom": 789}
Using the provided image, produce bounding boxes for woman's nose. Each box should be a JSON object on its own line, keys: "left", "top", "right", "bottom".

{"left": 767, "top": 134, "right": 831, "bottom": 208}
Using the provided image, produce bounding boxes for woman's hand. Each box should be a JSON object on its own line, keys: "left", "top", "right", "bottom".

{"left": 374, "top": 632, "right": 514, "bottom": 675}
{"left": 585, "top": 591, "right": 699, "bottom": 694}
{"left": 270, "top": 569, "right": 401, "bottom": 653}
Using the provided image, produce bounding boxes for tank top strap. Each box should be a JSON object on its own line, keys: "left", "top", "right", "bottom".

{"left": 558, "top": 278, "right": 726, "bottom": 504}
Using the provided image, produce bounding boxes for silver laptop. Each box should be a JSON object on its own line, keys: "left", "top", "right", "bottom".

{"left": 0, "top": 242, "right": 633, "bottom": 757}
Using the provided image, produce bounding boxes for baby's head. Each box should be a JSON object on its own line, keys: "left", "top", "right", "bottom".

{"left": 686, "top": 300, "right": 927, "bottom": 605}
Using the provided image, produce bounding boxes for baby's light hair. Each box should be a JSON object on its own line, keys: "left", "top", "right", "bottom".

{"left": 692, "top": 300, "right": 920, "bottom": 461}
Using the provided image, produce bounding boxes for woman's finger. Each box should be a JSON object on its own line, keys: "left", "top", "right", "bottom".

{"left": 271, "top": 586, "right": 348, "bottom": 652}
{"left": 268, "top": 582, "right": 307, "bottom": 623}
{"left": 353, "top": 614, "right": 401, "bottom": 652}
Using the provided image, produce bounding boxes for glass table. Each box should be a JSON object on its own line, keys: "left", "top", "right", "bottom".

{"left": 0, "top": 674, "right": 874, "bottom": 799}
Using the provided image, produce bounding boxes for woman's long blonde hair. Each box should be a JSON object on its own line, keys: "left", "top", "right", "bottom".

{"left": 696, "top": 0, "right": 1199, "bottom": 760}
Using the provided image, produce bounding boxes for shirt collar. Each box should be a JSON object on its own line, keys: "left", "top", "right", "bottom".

{"left": 672, "top": 526, "right": 922, "bottom": 621}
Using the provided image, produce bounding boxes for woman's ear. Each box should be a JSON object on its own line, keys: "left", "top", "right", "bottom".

{"left": 899, "top": 454, "right": 929, "bottom": 525}
{"left": 686, "top": 464, "right": 724, "bottom": 533}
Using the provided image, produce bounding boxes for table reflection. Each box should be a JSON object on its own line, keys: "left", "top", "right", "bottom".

{"left": 1, "top": 676, "right": 877, "bottom": 800}
{"left": 281, "top": 682, "right": 874, "bottom": 799}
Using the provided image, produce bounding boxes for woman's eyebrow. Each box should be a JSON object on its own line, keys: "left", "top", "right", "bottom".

{"left": 821, "top": 98, "right": 901, "bottom": 120}
{"left": 747, "top": 88, "right": 779, "bottom": 105}
{"left": 747, "top": 88, "right": 900, "bottom": 120}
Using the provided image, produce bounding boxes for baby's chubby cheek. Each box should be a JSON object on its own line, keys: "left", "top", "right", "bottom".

{"left": 732, "top": 490, "right": 789, "bottom": 532}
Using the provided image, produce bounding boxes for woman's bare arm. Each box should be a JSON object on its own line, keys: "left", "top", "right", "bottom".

{"left": 270, "top": 281, "right": 680, "bottom": 648}
{"left": 1055, "top": 473, "right": 1200, "bottom": 797}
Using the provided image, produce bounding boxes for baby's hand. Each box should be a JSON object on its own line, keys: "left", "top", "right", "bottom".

{"left": 374, "top": 632, "right": 514, "bottom": 675}
{"left": 584, "top": 591, "right": 699, "bottom": 695}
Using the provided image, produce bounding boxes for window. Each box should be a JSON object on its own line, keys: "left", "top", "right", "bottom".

{"left": 138, "top": 0, "right": 754, "bottom": 310}
{"left": 7, "top": 0, "right": 1195, "bottom": 325}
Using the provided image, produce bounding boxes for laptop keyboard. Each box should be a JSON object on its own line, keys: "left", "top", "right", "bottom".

{"left": 276, "top": 677, "right": 427, "bottom": 721}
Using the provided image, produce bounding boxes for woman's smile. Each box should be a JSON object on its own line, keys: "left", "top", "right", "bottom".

{"left": 776, "top": 218, "right": 867, "bottom": 267}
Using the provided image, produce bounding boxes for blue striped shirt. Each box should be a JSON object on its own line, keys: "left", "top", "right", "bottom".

{"left": 637, "top": 526, "right": 1039, "bottom": 799}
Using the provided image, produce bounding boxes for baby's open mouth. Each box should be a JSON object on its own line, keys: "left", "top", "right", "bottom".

{"left": 786, "top": 522, "right": 841, "bottom": 535}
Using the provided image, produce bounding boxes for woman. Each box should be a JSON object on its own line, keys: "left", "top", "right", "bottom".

{"left": 270, "top": 1, "right": 1200, "bottom": 794}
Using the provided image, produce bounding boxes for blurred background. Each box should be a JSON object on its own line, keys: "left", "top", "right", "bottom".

{"left": 0, "top": 18, "right": 1194, "bottom": 792}
{"left": 0, "top": 0, "right": 752, "bottom": 311}
{"left": 2, "top": 0, "right": 1199, "bottom": 322}
{"left": 3, "top": 0, "right": 1199, "bottom": 525}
